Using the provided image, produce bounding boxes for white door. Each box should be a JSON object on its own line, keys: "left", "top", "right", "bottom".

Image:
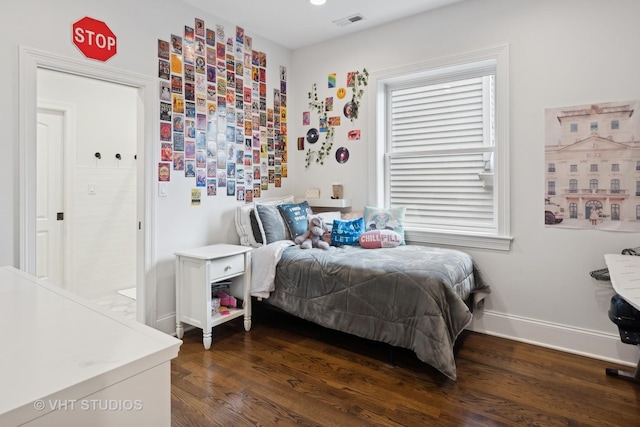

{"left": 36, "top": 109, "right": 65, "bottom": 287}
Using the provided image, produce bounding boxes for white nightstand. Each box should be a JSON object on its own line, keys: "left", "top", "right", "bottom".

{"left": 174, "top": 244, "right": 252, "bottom": 349}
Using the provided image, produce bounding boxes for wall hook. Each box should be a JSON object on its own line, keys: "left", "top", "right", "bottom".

{"left": 95, "top": 152, "right": 101, "bottom": 159}
{"left": 115, "top": 153, "right": 121, "bottom": 160}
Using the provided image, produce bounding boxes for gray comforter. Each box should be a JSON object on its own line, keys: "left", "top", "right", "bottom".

{"left": 263, "top": 244, "right": 488, "bottom": 380}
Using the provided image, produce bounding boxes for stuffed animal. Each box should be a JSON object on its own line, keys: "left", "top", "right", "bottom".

{"left": 295, "top": 214, "right": 330, "bottom": 250}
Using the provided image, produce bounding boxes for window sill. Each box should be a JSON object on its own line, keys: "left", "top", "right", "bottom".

{"left": 405, "top": 229, "right": 513, "bottom": 251}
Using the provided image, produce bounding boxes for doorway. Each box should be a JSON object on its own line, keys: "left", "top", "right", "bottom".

{"left": 19, "top": 46, "right": 156, "bottom": 327}
{"left": 37, "top": 69, "right": 138, "bottom": 320}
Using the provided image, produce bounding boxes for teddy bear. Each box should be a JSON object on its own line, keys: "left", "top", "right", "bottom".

{"left": 295, "top": 214, "right": 330, "bottom": 250}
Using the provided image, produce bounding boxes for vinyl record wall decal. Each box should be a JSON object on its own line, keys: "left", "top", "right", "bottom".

{"left": 343, "top": 101, "right": 356, "bottom": 119}
{"left": 335, "top": 146, "right": 349, "bottom": 164}
{"left": 306, "top": 127, "right": 319, "bottom": 143}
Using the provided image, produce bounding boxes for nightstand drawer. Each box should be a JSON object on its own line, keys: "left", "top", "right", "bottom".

{"left": 209, "top": 254, "right": 244, "bottom": 280}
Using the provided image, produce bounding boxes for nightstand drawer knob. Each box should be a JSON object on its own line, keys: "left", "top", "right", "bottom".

{"left": 224, "top": 265, "right": 232, "bottom": 271}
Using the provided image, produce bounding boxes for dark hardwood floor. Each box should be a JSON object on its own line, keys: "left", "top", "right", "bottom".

{"left": 171, "top": 306, "right": 639, "bottom": 426}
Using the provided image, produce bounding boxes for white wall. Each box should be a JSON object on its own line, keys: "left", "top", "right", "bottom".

{"left": 38, "top": 69, "right": 138, "bottom": 299}
{"left": 1, "top": 0, "right": 292, "bottom": 330}
{"left": 288, "top": 0, "right": 640, "bottom": 365}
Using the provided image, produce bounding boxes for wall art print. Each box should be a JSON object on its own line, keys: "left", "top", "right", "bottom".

{"left": 158, "top": 19, "right": 288, "bottom": 203}
{"left": 544, "top": 100, "right": 640, "bottom": 232}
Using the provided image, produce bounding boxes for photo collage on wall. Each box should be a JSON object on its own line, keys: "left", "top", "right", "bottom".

{"left": 157, "top": 18, "right": 288, "bottom": 203}
{"left": 299, "top": 71, "right": 364, "bottom": 166}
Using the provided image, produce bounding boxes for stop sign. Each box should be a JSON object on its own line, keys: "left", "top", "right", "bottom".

{"left": 72, "top": 17, "right": 117, "bottom": 62}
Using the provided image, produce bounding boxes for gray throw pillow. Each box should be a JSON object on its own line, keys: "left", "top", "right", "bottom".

{"left": 255, "top": 204, "right": 288, "bottom": 244}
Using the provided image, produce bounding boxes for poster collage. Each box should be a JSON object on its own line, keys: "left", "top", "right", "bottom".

{"left": 157, "top": 18, "right": 288, "bottom": 204}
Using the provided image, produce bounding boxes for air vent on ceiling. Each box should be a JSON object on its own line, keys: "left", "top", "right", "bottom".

{"left": 333, "top": 14, "right": 366, "bottom": 27}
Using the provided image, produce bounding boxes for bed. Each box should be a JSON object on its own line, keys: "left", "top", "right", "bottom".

{"left": 236, "top": 197, "right": 489, "bottom": 380}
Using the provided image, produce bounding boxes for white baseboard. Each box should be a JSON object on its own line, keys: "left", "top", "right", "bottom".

{"left": 154, "top": 313, "right": 196, "bottom": 338}
{"left": 155, "top": 309, "right": 638, "bottom": 368}
{"left": 155, "top": 313, "right": 177, "bottom": 336}
{"left": 469, "top": 310, "right": 638, "bottom": 368}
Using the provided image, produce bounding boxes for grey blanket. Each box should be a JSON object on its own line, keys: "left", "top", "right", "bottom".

{"left": 263, "top": 244, "right": 488, "bottom": 380}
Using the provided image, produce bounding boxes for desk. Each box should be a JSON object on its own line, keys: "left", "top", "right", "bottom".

{"left": 604, "top": 254, "right": 640, "bottom": 311}
{"left": 603, "top": 254, "right": 640, "bottom": 382}
{"left": 0, "top": 266, "right": 182, "bottom": 426}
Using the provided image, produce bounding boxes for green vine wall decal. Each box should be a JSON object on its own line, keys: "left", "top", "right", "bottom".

{"left": 348, "top": 68, "right": 369, "bottom": 122}
{"left": 306, "top": 83, "right": 334, "bottom": 167}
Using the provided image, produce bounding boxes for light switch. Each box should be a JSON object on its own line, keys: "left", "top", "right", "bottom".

{"left": 88, "top": 184, "right": 96, "bottom": 195}
{"left": 159, "top": 182, "right": 168, "bottom": 197}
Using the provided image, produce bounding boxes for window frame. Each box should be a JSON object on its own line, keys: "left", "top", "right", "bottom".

{"left": 369, "top": 45, "right": 511, "bottom": 251}
{"left": 569, "top": 179, "right": 578, "bottom": 193}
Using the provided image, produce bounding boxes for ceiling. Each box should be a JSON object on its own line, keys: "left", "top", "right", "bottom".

{"left": 176, "top": 0, "right": 466, "bottom": 50}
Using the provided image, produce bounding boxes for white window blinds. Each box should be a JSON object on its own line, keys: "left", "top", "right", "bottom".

{"left": 386, "top": 72, "right": 496, "bottom": 233}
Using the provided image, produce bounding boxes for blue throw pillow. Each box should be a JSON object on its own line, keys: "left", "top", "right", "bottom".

{"left": 331, "top": 217, "right": 365, "bottom": 246}
{"left": 277, "top": 201, "right": 313, "bottom": 240}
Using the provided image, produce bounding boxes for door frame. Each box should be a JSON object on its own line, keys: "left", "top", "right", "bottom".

{"left": 19, "top": 46, "right": 157, "bottom": 327}
{"left": 36, "top": 100, "right": 77, "bottom": 288}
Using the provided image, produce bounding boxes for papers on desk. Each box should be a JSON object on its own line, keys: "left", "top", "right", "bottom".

{"left": 604, "top": 254, "right": 640, "bottom": 311}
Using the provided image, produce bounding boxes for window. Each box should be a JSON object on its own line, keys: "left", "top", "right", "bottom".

{"left": 612, "top": 120, "right": 619, "bottom": 130}
{"left": 590, "top": 164, "right": 598, "bottom": 172}
{"left": 570, "top": 123, "right": 578, "bottom": 132}
{"left": 548, "top": 163, "right": 555, "bottom": 172}
{"left": 373, "top": 46, "right": 510, "bottom": 250}
{"left": 570, "top": 164, "right": 577, "bottom": 172}
{"left": 590, "top": 122, "right": 598, "bottom": 132}
{"left": 570, "top": 203, "right": 577, "bottom": 219}
{"left": 636, "top": 181, "right": 640, "bottom": 196}
{"left": 590, "top": 179, "right": 598, "bottom": 191}
{"left": 611, "top": 179, "right": 620, "bottom": 193}
{"left": 612, "top": 163, "right": 619, "bottom": 172}
{"left": 548, "top": 181, "right": 556, "bottom": 195}
{"left": 569, "top": 179, "right": 577, "bottom": 193}
{"left": 611, "top": 204, "right": 620, "bottom": 221}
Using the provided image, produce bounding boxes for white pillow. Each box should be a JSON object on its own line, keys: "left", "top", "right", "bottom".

{"left": 316, "top": 211, "right": 342, "bottom": 230}
{"left": 235, "top": 204, "right": 259, "bottom": 247}
{"left": 235, "top": 195, "right": 295, "bottom": 247}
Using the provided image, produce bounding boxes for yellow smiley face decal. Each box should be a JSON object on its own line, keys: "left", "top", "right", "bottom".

{"left": 337, "top": 87, "right": 346, "bottom": 99}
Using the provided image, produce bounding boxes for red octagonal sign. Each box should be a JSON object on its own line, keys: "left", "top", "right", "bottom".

{"left": 72, "top": 17, "right": 117, "bottom": 62}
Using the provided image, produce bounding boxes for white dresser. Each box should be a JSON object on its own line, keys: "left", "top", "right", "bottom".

{"left": 0, "top": 266, "right": 182, "bottom": 426}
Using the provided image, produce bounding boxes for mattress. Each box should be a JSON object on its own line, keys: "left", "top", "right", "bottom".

{"left": 261, "top": 244, "right": 488, "bottom": 380}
